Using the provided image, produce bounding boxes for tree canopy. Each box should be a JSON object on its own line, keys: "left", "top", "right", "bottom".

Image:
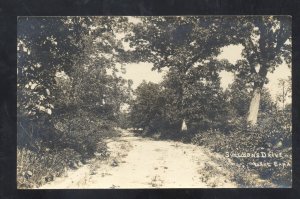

{"left": 125, "top": 16, "right": 291, "bottom": 127}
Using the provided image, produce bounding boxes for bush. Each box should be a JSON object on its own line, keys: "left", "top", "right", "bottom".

{"left": 17, "top": 109, "right": 118, "bottom": 188}
{"left": 17, "top": 147, "right": 81, "bottom": 188}
{"left": 191, "top": 112, "right": 292, "bottom": 187}
{"left": 52, "top": 110, "right": 117, "bottom": 158}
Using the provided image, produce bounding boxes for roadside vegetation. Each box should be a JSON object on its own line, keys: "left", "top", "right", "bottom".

{"left": 17, "top": 17, "right": 131, "bottom": 188}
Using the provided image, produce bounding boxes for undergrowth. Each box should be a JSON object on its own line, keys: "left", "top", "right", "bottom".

{"left": 191, "top": 111, "right": 292, "bottom": 187}
{"left": 17, "top": 110, "right": 118, "bottom": 189}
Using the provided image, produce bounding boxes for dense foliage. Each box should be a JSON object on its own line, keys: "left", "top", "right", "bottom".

{"left": 17, "top": 17, "right": 131, "bottom": 188}
{"left": 191, "top": 107, "right": 291, "bottom": 186}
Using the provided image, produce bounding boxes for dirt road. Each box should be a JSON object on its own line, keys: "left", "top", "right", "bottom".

{"left": 40, "top": 130, "right": 239, "bottom": 188}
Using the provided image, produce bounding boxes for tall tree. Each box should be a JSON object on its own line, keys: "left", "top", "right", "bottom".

{"left": 18, "top": 16, "right": 131, "bottom": 118}
{"left": 17, "top": 17, "right": 132, "bottom": 149}
{"left": 53, "top": 17, "right": 131, "bottom": 118}
{"left": 229, "top": 16, "right": 291, "bottom": 125}
{"left": 126, "top": 16, "right": 235, "bottom": 131}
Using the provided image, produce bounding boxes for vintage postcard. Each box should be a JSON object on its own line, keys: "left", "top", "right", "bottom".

{"left": 17, "top": 16, "right": 291, "bottom": 188}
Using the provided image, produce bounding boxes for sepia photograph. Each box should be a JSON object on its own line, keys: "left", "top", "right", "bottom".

{"left": 17, "top": 16, "right": 292, "bottom": 189}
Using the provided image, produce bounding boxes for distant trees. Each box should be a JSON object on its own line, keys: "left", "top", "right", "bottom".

{"left": 129, "top": 81, "right": 167, "bottom": 132}
{"left": 129, "top": 63, "right": 231, "bottom": 135}
{"left": 162, "top": 60, "right": 230, "bottom": 132}
{"left": 276, "top": 77, "right": 291, "bottom": 110}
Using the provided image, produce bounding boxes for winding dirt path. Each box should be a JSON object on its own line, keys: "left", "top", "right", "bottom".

{"left": 40, "top": 130, "right": 238, "bottom": 189}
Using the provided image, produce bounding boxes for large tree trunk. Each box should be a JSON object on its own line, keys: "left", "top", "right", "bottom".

{"left": 247, "top": 60, "right": 269, "bottom": 126}
{"left": 247, "top": 85, "right": 262, "bottom": 126}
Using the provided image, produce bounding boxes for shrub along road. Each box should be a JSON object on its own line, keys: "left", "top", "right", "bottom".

{"left": 39, "top": 129, "right": 270, "bottom": 188}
